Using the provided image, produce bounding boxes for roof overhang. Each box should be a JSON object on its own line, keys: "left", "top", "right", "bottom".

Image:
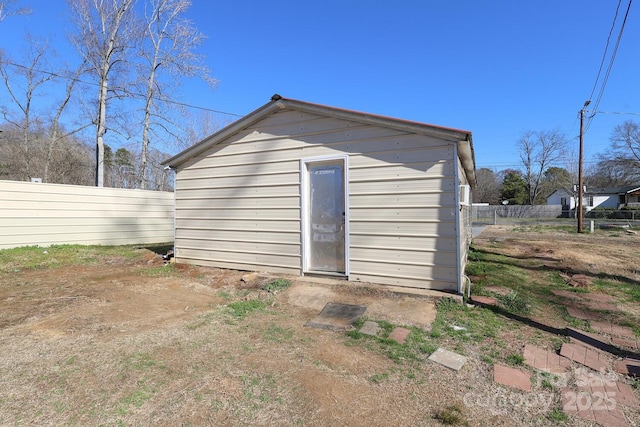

{"left": 163, "top": 96, "right": 476, "bottom": 187}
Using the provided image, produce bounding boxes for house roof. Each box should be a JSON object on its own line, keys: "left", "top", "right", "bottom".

{"left": 587, "top": 186, "right": 640, "bottom": 195}
{"left": 548, "top": 185, "right": 640, "bottom": 197}
{"left": 162, "top": 95, "right": 476, "bottom": 187}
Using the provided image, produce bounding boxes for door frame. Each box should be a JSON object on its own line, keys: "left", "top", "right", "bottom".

{"left": 300, "top": 154, "right": 350, "bottom": 277}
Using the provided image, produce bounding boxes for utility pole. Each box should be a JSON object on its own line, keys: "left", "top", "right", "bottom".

{"left": 577, "top": 100, "right": 590, "bottom": 233}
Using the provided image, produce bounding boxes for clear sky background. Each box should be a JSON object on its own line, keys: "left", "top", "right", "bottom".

{"left": 1, "top": 0, "right": 639, "bottom": 172}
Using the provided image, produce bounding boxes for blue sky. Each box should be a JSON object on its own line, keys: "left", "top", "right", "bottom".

{"left": 1, "top": 1, "right": 639, "bottom": 171}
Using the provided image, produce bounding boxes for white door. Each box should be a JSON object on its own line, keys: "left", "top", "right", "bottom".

{"left": 302, "top": 156, "right": 348, "bottom": 275}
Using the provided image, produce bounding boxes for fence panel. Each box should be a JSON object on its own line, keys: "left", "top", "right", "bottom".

{"left": 472, "top": 205, "right": 638, "bottom": 228}
{"left": 0, "top": 180, "right": 174, "bottom": 249}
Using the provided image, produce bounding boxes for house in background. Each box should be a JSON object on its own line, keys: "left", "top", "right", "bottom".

{"left": 163, "top": 95, "right": 476, "bottom": 294}
{"left": 547, "top": 186, "right": 640, "bottom": 212}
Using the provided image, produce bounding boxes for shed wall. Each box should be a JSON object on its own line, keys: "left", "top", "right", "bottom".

{"left": 175, "top": 109, "right": 461, "bottom": 290}
{"left": 0, "top": 180, "right": 174, "bottom": 249}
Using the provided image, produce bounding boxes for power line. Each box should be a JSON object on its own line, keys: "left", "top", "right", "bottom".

{"left": 585, "top": 0, "right": 633, "bottom": 133}
{"left": 0, "top": 59, "right": 243, "bottom": 117}
{"left": 587, "top": 0, "right": 622, "bottom": 103}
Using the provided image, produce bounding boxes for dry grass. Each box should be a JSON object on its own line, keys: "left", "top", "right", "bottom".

{"left": 1, "top": 230, "right": 639, "bottom": 426}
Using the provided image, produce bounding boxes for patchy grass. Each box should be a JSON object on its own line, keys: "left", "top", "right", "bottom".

{"left": 226, "top": 300, "right": 266, "bottom": 319}
{"left": 433, "top": 403, "right": 469, "bottom": 426}
{"left": 347, "top": 318, "right": 435, "bottom": 364}
{"left": 0, "top": 244, "right": 144, "bottom": 273}
{"left": 262, "top": 278, "right": 292, "bottom": 293}
{"left": 505, "top": 353, "right": 525, "bottom": 366}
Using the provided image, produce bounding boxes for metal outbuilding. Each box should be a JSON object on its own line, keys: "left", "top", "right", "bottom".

{"left": 163, "top": 95, "right": 476, "bottom": 294}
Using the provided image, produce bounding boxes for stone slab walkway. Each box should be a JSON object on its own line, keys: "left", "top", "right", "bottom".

{"left": 561, "top": 387, "right": 629, "bottom": 427}
{"left": 523, "top": 344, "right": 570, "bottom": 374}
{"left": 551, "top": 289, "right": 584, "bottom": 300}
{"left": 575, "top": 371, "right": 639, "bottom": 409}
{"left": 388, "top": 327, "right": 410, "bottom": 344}
{"left": 590, "top": 321, "right": 636, "bottom": 339}
{"left": 566, "top": 306, "right": 602, "bottom": 321}
{"left": 560, "top": 343, "right": 610, "bottom": 371}
{"left": 611, "top": 336, "right": 640, "bottom": 350}
{"left": 469, "top": 295, "right": 498, "bottom": 306}
{"left": 615, "top": 358, "right": 640, "bottom": 377}
{"left": 428, "top": 348, "right": 467, "bottom": 371}
{"left": 493, "top": 364, "right": 531, "bottom": 392}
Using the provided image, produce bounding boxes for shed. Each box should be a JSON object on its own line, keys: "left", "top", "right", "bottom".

{"left": 163, "top": 96, "right": 476, "bottom": 294}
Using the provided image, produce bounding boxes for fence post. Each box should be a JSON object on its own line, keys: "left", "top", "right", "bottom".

{"left": 494, "top": 209, "right": 497, "bottom": 225}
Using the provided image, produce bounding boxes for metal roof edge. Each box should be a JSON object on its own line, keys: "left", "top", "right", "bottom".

{"left": 162, "top": 99, "right": 285, "bottom": 168}
{"left": 163, "top": 96, "right": 476, "bottom": 182}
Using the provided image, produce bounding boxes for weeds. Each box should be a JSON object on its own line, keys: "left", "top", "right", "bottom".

{"left": 505, "top": 353, "right": 524, "bottom": 366}
{"left": 433, "top": 403, "right": 469, "bottom": 426}
{"left": 496, "top": 291, "right": 531, "bottom": 315}
{"left": 226, "top": 300, "right": 266, "bottom": 319}
{"left": 262, "top": 278, "right": 291, "bottom": 293}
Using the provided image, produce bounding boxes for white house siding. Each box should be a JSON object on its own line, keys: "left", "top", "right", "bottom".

{"left": 174, "top": 109, "right": 461, "bottom": 291}
{"left": 0, "top": 180, "right": 174, "bottom": 249}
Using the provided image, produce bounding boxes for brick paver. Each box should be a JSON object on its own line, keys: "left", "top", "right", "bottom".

{"left": 560, "top": 343, "right": 610, "bottom": 371}
{"left": 493, "top": 364, "right": 531, "bottom": 392}
{"left": 582, "top": 300, "right": 618, "bottom": 311}
{"left": 551, "top": 289, "right": 584, "bottom": 300}
{"left": 576, "top": 370, "right": 639, "bottom": 408}
{"left": 611, "top": 336, "right": 640, "bottom": 350}
{"left": 469, "top": 295, "right": 498, "bottom": 306}
{"left": 388, "top": 327, "right": 410, "bottom": 344}
{"left": 567, "top": 328, "right": 618, "bottom": 354}
{"left": 565, "top": 306, "right": 602, "bottom": 321}
{"left": 523, "top": 344, "right": 570, "bottom": 374}
{"left": 589, "top": 321, "right": 636, "bottom": 339}
{"left": 615, "top": 358, "right": 640, "bottom": 377}
{"left": 562, "top": 388, "right": 629, "bottom": 427}
{"left": 581, "top": 293, "right": 617, "bottom": 304}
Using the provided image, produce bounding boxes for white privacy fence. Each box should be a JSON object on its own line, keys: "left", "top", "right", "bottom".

{"left": 0, "top": 180, "right": 174, "bottom": 250}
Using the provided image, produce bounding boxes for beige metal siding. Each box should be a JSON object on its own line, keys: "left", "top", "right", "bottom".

{"left": 457, "top": 157, "right": 473, "bottom": 292}
{"left": 0, "top": 180, "right": 174, "bottom": 249}
{"left": 175, "top": 109, "right": 460, "bottom": 290}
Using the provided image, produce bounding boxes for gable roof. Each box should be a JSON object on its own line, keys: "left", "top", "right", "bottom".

{"left": 549, "top": 185, "right": 640, "bottom": 197}
{"left": 162, "top": 95, "right": 476, "bottom": 187}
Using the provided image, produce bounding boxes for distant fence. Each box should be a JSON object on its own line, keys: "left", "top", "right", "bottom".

{"left": 472, "top": 205, "right": 638, "bottom": 227}
{"left": 0, "top": 180, "right": 174, "bottom": 249}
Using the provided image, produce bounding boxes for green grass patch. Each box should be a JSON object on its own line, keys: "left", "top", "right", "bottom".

{"left": 0, "top": 244, "right": 143, "bottom": 273}
{"left": 465, "top": 247, "right": 528, "bottom": 288}
{"left": 431, "top": 298, "right": 504, "bottom": 343}
{"left": 263, "top": 324, "right": 294, "bottom": 343}
{"left": 505, "top": 353, "right": 524, "bottom": 366}
{"left": 140, "top": 264, "right": 180, "bottom": 277}
{"left": 496, "top": 291, "right": 531, "bottom": 315}
{"left": 262, "top": 278, "right": 292, "bottom": 292}
{"left": 226, "top": 300, "right": 266, "bottom": 319}
{"left": 347, "top": 318, "right": 435, "bottom": 364}
{"left": 548, "top": 406, "right": 569, "bottom": 423}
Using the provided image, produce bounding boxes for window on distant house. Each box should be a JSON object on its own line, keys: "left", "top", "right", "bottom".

{"left": 560, "top": 197, "right": 567, "bottom": 206}
{"left": 588, "top": 196, "right": 594, "bottom": 207}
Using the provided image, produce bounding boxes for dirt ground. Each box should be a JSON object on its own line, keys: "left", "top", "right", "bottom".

{"left": 0, "top": 227, "right": 638, "bottom": 426}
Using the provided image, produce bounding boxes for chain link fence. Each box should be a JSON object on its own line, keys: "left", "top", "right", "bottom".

{"left": 472, "top": 205, "right": 639, "bottom": 229}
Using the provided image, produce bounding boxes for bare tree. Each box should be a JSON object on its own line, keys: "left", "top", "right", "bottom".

{"left": 472, "top": 168, "right": 501, "bottom": 204}
{"left": 0, "top": 0, "right": 30, "bottom": 23}
{"left": 43, "top": 60, "right": 92, "bottom": 182}
{"left": 0, "top": 35, "right": 54, "bottom": 181}
{"left": 518, "top": 129, "right": 567, "bottom": 205}
{"left": 67, "top": 0, "right": 137, "bottom": 187}
{"left": 136, "top": 0, "right": 216, "bottom": 189}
